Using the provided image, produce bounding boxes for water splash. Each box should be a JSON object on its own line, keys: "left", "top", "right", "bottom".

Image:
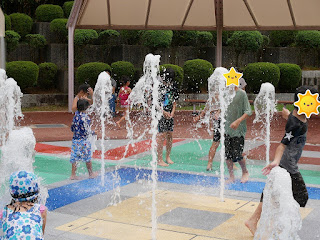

{"left": 255, "top": 166, "right": 301, "bottom": 240}
{"left": 254, "top": 83, "right": 276, "bottom": 165}
{"left": 91, "top": 71, "right": 112, "bottom": 185}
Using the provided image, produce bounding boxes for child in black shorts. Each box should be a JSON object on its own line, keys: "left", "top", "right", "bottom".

{"left": 245, "top": 85, "right": 317, "bottom": 236}
{"left": 157, "top": 68, "right": 179, "bottom": 167}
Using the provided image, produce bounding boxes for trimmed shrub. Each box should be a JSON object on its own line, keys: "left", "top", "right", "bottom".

{"left": 76, "top": 62, "right": 111, "bottom": 87}
{"left": 111, "top": 61, "right": 135, "bottom": 81}
{"left": 5, "top": 14, "right": 11, "bottom": 30}
{"left": 9, "top": 13, "right": 33, "bottom": 38}
{"left": 74, "top": 29, "right": 98, "bottom": 46}
{"left": 172, "top": 30, "right": 198, "bottom": 46}
{"left": 120, "top": 30, "right": 142, "bottom": 45}
{"left": 197, "top": 31, "right": 213, "bottom": 47}
{"left": 98, "top": 30, "right": 120, "bottom": 45}
{"left": 160, "top": 64, "right": 184, "bottom": 87}
{"left": 243, "top": 62, "right": 280, "bottom": 93}
{"left": 277, "top": 63, "right": 301, "bottom": 92}
{"left": 5, "top": 30, "right": 21, "bottom": 53}
{"left": 211, "top": 31, "right": 234, "bottom": 46}
{"left": 6, "top": 61, "right": 39, "bottom": 90}
{"left": 295, "top": 31, "right": 320, "bottom": 49}
{"left": 38, "top": 62, "right": 58, "bottom": 89}
{"left": 183, "top": 59, "right": 213, "bottom": 92}
{"left": 50, "top": 18, "right": 68, "bottom": 42}
{"left": 141, "top": 30, "right": 173, "bottom": 48}
{"left": 228, "top": 31, "right": 263, "bottom": 52}
{"left": 25, "top": 34, "right": 47, "bottom": 49}
{"left": 269, "top": 30, "right": 297, "bottom": 47}
{"left": 35, "top": 4, "right": 64, "bottom": 22}
{"left": 63, "top": 1, "right": 74, "bottom": 18}
{"left": 262, "top": 35, "right": 270, "bottom": 48}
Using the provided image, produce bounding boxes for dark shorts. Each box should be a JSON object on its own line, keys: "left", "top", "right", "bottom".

{"left": 158, "top": 117, "right": 174, "bottom": 133}
{"left": 260, "top": 169, "right": 309, "bottom": 207}
{"left": 213, "top": 119, "right": 221, "bottom": 142}
{"left": 225, "top": 135, "right": 244, "bottom": 162}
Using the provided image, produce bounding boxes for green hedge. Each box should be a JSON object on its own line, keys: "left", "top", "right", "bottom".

{"left": 6, "top": 61, "right": 39, "bottom": 90}
{"left": 5, "top": 14, "right": 11, "bottom": 30}
{"left": 98, "top": 30, "right": 120, "bottom": 45}
{"left": 183, "top": 59, "right": 213, "bottom": 92}
{"left": 269, "top": 30, "right": 297, "bottom": 47}
{"left": 160, "top": 64, "right": 184, "bottom": 87}
{"left": 9, "top": 13, "right": 33, "bottom": 38}
{"left": 25, "top": 34, "right": 47, "bottom": 49}
{"left": 63, "top": 1, "right": 74, "bottom": 17}
{"left": 120, "top": 30, "right": 142, "bottom": 45}
{"left": 197, "top": 31, "right": 213, "bottom": 47}
{"left": 277, "top": 63, "right": 301, "bottom": 92}
{"left": 262, "top": 35, "right": 270, "bottom": 48}
{"left": 172, "top": 31, "right": 198, "bottom": 46}
{"left": 76, "top": 62, "right": 111, "bottom": 87}
{"left": 141, "top": 30, "right": 173, "bottom": 48}
{"left": 38, "top": 62, "right": 58, "bottom": 89}
{"left": 35, "top": 4, "right": 64, "bottom": 22}
{"left": 50, "top": 18, "right": 68, "bottom": 42}
{"left": 74, "top": 29, "right": 98, "bottom": 46}
{"left": 243, "top": 62, "right": 280, "bottom": 93}
{"left": 111, "top": 61, "right": 135, "bottom": 81}
{"left": 5, "top": 30, "right": 21, "bottom": 53}
{"left": 295, "top": 31, "right": 320, "bottom": 49}
{"left": 211, "top": 31, "right": 234, "bottom": 46}
{"left": 228, "top": 31, "right": 263, "bottom": 52}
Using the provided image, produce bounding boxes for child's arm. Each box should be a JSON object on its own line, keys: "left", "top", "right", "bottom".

{"left": 230, "top": 113, "right": 249, "bottom": 129}
{"left": 41, "top": 207, "right": 47, "bottom": 234}
{"left": 71, "top": 97, "right": 78, "bottom": 113}
{"left": 170, "top": 102, "right": 177, "bottom": 118}
{"left": 262, "top": 143, "right": 285, "bottom": 175}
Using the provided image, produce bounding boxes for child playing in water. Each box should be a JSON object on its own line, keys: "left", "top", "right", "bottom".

{"left": 72, "top": 83, "right": 93, "bottom": 113}
{"left": 116, "top": 76, "right": 131, "bottom": 128}
{"left": 245, "top": 85, "right": 316, "bottom": 236}
{"left": 157, "top": 68, "right": 179, "bottom": 167}
{"left": 70, "top": 99, "right": 98, "bottom": 180}
{"left": 0, "top": 171, "right": 47, "bottom": 239}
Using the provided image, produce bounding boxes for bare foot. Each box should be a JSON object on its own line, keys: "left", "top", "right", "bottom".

{"left": 116, "top": 121, "right": 121, "bottom": 129}
{"left": 70, "top": 175, "right": 81, "bottom": 180}
{"left": 241, "top": 171, "right": 249, "bottom": 183}
{"left": 245, "top": 219, "right": 257, "bottom": 236}
{"left": 225, "top": 177, "right": 235, "bottom": 184}
{"left": 158, "top": 161, "right": 169, "bottom": 167}
{"left": 89, "top": 172, "right": 99, "bottom": 179}
{"left": 206, "top": 163, "right": 213, "bottom": 171}
{"left": 166, "top": 158, "right": 174, "bottom": 164}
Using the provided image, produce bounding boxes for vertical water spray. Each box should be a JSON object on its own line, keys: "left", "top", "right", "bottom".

{"left": 254, "top": 83, "right": 276, "bottom": 165}
{"left": 91, "top": 71, "right": 112, "bottom": 185}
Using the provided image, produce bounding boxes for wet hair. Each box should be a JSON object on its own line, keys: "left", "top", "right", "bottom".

{"left": 161, "top": 68, "right": 175, "bottom": 83}
{"left": 77, "top": 99, "right": 90, "bottom": 111}
{"left": 77, "top": 83, "right": 90, "bottom": 94}
{"left": 105, "top": 69, "right": 112, "bottom": 75}
{"left": 120, "top": 75, "right": 130, "bottom": 86}
{"left": 294, "top": 85, "right": 319, "bottom": 108}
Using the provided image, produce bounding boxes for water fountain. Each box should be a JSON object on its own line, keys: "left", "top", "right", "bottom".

{"left": 254, "top": 82, "right": 276, "bottom": 165}
{"left": 90, "top": 71, "right": 112, "bottom": 185}
{"left": 254, "top": 166, "right": 301, "bottom": 240}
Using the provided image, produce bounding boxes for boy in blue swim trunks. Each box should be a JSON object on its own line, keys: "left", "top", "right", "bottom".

{"left": 70, "top": 99, "right": 98, "bottom": 180}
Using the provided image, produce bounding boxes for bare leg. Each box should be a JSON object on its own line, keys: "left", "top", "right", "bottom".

{"left": 239, "top": 157, "right": 249, "bottom": 183}
{"left": 226, "top": 159, "right": 235, "bottom": 183}
{"left": 165, "top": 132, "right": 174, "bottom": 164}
{"left": 245, "top": 202, "right": 262, "bottom": 236}
{"left": 70, "top": 162, "right": 80, "bottom": 180}
{"left": 207, "top": 141, "right": 219, "bottom": 170}
{"left": 157, "top": 133, "right": 168, "bottom": 167}
{"left": 116, "top": 108, "right": 127, "bottom": 128}
{"left": 86, "top": 162, "right": 98, "bottom": 179}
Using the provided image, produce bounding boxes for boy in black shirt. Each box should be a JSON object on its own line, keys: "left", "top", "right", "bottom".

{"left": 245, "top": 86, "right": 318, "bottom": 235}
{"left": 157, "top": 68, "right": 179, "bottom": 167}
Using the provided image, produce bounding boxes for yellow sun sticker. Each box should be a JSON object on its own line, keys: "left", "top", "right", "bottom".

{"left": 294, "top": 89, "right": 320, "bottom": 118}
{"left": 223, "top": 67, "right": 242, "bottom": 87}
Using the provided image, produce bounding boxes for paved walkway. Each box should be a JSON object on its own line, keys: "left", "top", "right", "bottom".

{"left": 11, "top": 111, "right": 320, "bottom": 239}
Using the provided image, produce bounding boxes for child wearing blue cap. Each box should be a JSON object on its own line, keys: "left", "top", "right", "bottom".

{"left": 0, "top": 171, "right": 47, "bottom": 239}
